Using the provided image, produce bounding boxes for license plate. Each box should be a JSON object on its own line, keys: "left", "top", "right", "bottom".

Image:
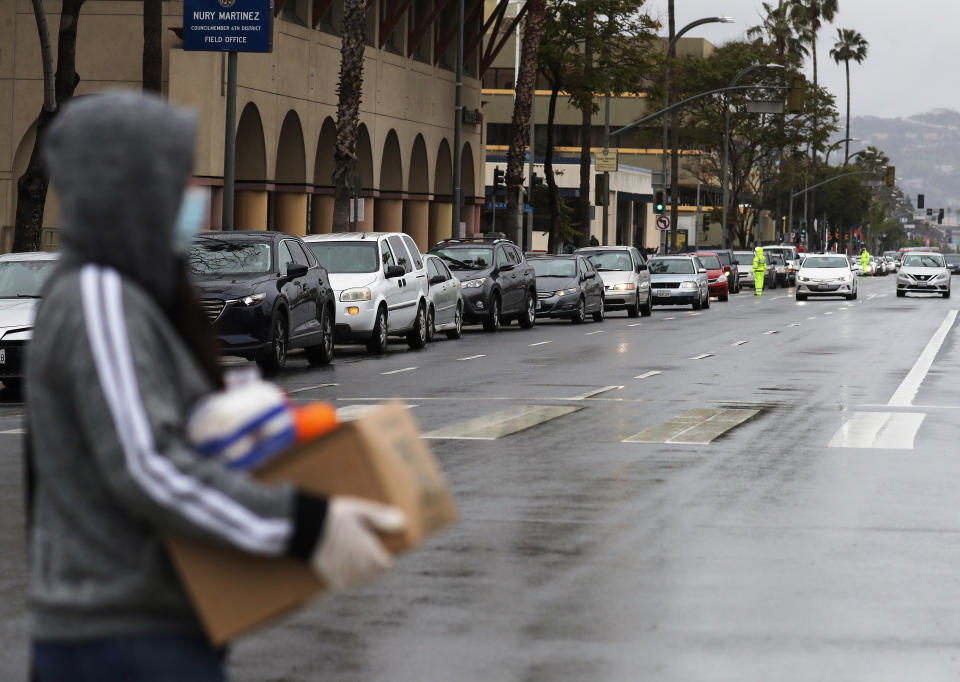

{"left": 818, "top": 285, "right": 830, "bottom": 290}
{"left": 656, "top": 290, "right": 672, "bottom": 298}
{"left": 917, "top": 283, "right": 927, "bottom": 288}
{"left": 0, "top": 348, "right": 5, "bottom": 365}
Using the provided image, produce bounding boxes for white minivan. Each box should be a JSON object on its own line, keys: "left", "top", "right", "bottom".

{"left": 303, "top": 232, "right": 430, "bottom": 353}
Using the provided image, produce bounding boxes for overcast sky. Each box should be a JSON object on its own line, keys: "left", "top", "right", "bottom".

{"left": 649, "top": 0, "right": 951, "bottom": 121}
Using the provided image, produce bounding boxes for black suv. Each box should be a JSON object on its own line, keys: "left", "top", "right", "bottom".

{"left": 429, "top": 236, "right": 536, "bottom": 331}
{"left": 187, "top": 231, "right": 336, "bottom": 373}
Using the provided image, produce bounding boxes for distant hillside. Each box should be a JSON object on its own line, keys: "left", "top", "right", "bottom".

{"left": 837, "top": 109, "right": 960, "bottom": 212}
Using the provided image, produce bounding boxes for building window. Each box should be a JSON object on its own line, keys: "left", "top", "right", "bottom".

{"left": 410, "top": 0, "right": 432, "bottom": 63}
{"left": 280, "top": 0, "right": 307, "bottom": 26}
{"left": 319, "top": 1, "right": 344, "bottom": 35}
{"left": 381, "top": 0, "right": 405, "bottom": 55}
{"left": 365, "top": 0, "right": 377, "bottom": 47}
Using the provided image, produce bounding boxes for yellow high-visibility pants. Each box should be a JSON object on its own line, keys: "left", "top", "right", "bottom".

{"left": 754, "top": 271, "right": 764, "bottom": 295}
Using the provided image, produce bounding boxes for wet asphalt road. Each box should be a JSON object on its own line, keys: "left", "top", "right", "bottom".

{"left": 3, "top": 274, "right": 960, "bottom": 680}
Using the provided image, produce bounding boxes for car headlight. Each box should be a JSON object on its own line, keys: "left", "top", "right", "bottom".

{"left": 461, "top": 278, "right": 486, "bottom": 289}
{"left": 798, "top": 275, "right": 810, "bottom": 282}
{"left": 557, "top": 288, "right": 579, "bottom": 296}
{"left": 340, "top": 287, "right": 372, "bottom": 302}
{"left": 898, "top": 273, "right": 912, "bottom": 281}
{"left": 838, "top": 274, "right": 851, "bottom": 283}
{"left": 612, "top": 282, "right": 635, "bottom": 291}
{"left": 935, "top": 272, "right": 949, "bottom": 280}
{"left": 237, "top": 293, "right": 266, "bottom": 306}
{"left": 680, "top": 281, "right": 698, "bottom": 289}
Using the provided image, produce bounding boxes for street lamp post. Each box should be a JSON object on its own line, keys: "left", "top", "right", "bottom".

{"left": 720, "top": 62, "right": 783, "bottom": 250}
{"left": 661, "top": 15, "right": 732, "bottom": 253}
{"left": 824, "top": 137, "right": 859, "bottom": 166}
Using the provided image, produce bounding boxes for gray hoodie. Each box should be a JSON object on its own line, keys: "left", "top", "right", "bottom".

{"left": 27, "top": 92, "right": 325, "bottom": 641}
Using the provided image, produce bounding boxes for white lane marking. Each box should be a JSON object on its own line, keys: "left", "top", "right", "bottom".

{"left": 584, "top": 330, "right": 605, "bottom": 336}
{"left": 688, "top": 312, "right": 701, "bottom": 316}
{"left": 565, "top": 385, "right": 622, "bottom": 400}
{"left": 828, "top": 412, "right": 926, "bottom": 449}
{"left": 888, "top": 310, "right": 959, "bottom": 407}
{"left": 732, "top": 340, "right": 749, "bottom": 346}
{"left": 457, "top": 354, "right": 486, "bottom": 361}
{"left": 286, "top": 383, "right": 339, "bottom": 394}
{"left": 635, "top": 371, "right": 662, "bottom": 380}
{"left": 764, "top": 330, "right": 779, "bottom": 335}
{"left": 664, "top": 317, "right": 676, "bottom": 320}
{"left": 789, "top": 323, "right": 801, "bottom": 327}
{"left": 628, "top": 323, "right": 643, "bottom": 327}
{"left": 624, "top": 408, "right": 760, "bottom": 445}
{"left": 867, "top": 293, "right": 878, "bottom": 301}
{"left": 336, "top": 404, "right": 418, "bottom": 421}
{"left": 690, "top": 353, "right": 714, "bottom": 360}
{"left": 824, "top": 312, "right": 833, "bottom": 315}
{"left": 878, "top": 294, "right": 888, "bottom": 298}
{"left": 807, "top": 316, "right": 817, "bottom": 320}
{"left": 528, "top": 341, "right": 552, "bottom": 347}
{"left": 0, "top": 428, "right": 24, "bottom": 435}
{"left": 381, "top": 367, "right": 417, "bottom": 375}
{"left": 423, "top": 405, "right": 581, "bottom": 440}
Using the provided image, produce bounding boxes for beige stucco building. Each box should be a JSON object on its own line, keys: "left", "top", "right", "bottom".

{"left": 1, "top": 0, "right": 486, "bottom": 252}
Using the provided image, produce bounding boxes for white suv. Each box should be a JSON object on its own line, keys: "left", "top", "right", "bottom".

{"left": 302, "top": 232, "right": 430, "bottom": 353}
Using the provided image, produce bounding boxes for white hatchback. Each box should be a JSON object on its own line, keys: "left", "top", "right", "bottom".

{"left": 303, "top": 232, "right": 430, "bottom": 353}
{"left": 796, "top": 254, "right": 857, "bottom": 301}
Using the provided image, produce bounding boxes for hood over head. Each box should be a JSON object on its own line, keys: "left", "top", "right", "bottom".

{"left": 44, "top": 91, "right": 197, "bottom": 306}
{"left": 755, "top": 247, "right": 763, "bottom": 257}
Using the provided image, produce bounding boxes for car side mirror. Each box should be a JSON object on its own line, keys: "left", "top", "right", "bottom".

{"left": 385, "top": 264, "right": 405, "bottom": 279}
{"left": 636, "top": 263, "right": 647, "bottom": 272}
{"left": 429, "top": 274, "right": 445, "bottom": 285}
{"left": 698, "top": 268, "right": 707, "bottom": 274}
{"left": 498, "top": 262, "right": 515, "bottom": 272}
{"left": 285, "top": 263, "right": 308, "bottom": 280}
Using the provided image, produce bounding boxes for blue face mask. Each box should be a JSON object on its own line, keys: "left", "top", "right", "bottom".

{"left": 173, "top": 187, "right": 210, "bottom": 252}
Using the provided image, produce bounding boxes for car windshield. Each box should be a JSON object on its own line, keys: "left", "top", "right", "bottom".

{"left": 0, "top": 259, "right": 56, "bottom": 298}
{"left": 733, "top": 252, "right": 754, "bottom": 265}
{"left": 187, "top": 240, "right": 273, "bottom": 276}
{"left": 716, "top": 252, "right": 732, "bottom": 266}
{"left": 945, "top": 255, "right": 960, "bottom": 265}
{"left": 432, "top": 247, "right": 493, "bottom": 271}
{"left": 531, "top": 259, "right": 576, "bottom": 277}
{"left": 580, "top": 250, "right": 633, "bottom": 271}
{"left": 649, "top": 259, "right": 694, "bottom": 274}
{"left": 697, "top": 255, "right": 721, "bottom": 269}
{"left": 766, "top": 249, "right": 794, "bottom": 260}
{"left": 803, "top": 256, "right": 850, "bottom": 269}
{"left": 307, "top": 242, "right": 379, "bottom": 273}
{"left": 903, "top": 254, "right": 945, "bottom": 267}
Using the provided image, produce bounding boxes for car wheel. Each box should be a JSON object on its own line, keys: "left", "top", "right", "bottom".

{"left": 627, "top": 293, "right": 640, "bottom": 318}
{"left": 640, "top": 292, "right": 652, "bottom": 317}
{"left": 796, "top": 293, "right": 807, "bottom": 301}
{"left": 426, "top": 305, "right": 436, "bottom": 342}
{"left": 518, "top": 292, "right": 536, "bottom": 329}
{"left": 256, "top": 312, "right": 288, "bottom": 374}
{"left": 944, "top": 289, "right": 951, "bottom": 299}
{"left": 719, "top": 292, "right": 729, "bottom": 302}
{"left": 482, "top": 296, "right": 501, "bottom": 332}
{"left": 592, "top": 298, "right": 605, "bottom": 322}
{"left": 445, "top": 302, "right": 463, "bottom": 340}
{"left": 692, "top": 294, "right": 702, "bottom": 311}
{"left": 847, "top": 291, "right": 858, "bottom": 301}
{"left": 571, "top": 297, "right": 586, "bottom": 323}
{"left": 407, "top": 303, "right": 428, "bottom": 349}
{"left": 305, "top": 307, "right": 334, "bottom": 366}
{"left": 366, "top": 306, "right": 389, "bottom": 353}
{"left": 702, "top": 291, "right": 710, "bottom": 309}
{"left": 896, "top": 290, "right": 906, "bottom": 298}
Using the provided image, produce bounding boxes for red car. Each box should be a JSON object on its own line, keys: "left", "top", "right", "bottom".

{"left": 695, "top": 251, "right": 730, "bottom": 302}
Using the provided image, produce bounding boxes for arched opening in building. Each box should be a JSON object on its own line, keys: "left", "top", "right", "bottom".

{"left": 403, "top": 134, "right": 432, "bottom": 249}
{"left": 275, "top": 110, "right": 308, "bottom": 236}
{"left": 234, "top": 102, "right": 268, "bottom": 230}
{"left": 430, "top": 139, "right": 454, "bottom": 245}
{"left": 310, "top": 117, "right": 338, "bottom": 234}
{"left": 460, "top": 141, "right": 479, "bottom": 235}
{"left": 375, "top": 129, "right": 404, "bottom": 232}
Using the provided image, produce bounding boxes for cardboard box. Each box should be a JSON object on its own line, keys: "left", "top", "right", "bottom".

{"left": 164, "top": 401, "right": 457, "bottom": 645}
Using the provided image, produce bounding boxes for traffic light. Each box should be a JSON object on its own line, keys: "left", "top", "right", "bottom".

{"left": 939, "top": 208, "right": 944, "bottom": 224}
{"left": 787, "top": 75, "right": 806, "bottom": 114}
{"left": 927, "top": 208, "right": 933, "bottom": 216}
{"left": 493, "top": 166, "right": 504, "bottom": 189}
{"left": 885, "top": 166, "right": 895, "bottom": 188}
{"left": 918, "top": 194, "right": 925, "bottom": 209}
{"left": 655, "top": 191, "right": 665, "bottom": 214}
{"left": 702, "top": 213, "right": 711, "bottom": 232}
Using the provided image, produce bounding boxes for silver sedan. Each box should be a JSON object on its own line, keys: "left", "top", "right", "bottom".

{"left": 897, "top": 253, "right": 951, "bottom": 298}
{"left": 648, "top": 256, "right": 710, "bottom": 310}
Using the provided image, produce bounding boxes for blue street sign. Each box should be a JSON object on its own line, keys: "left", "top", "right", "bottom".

{"left": 183, "top": 0, "right": 273, "bottom": 53}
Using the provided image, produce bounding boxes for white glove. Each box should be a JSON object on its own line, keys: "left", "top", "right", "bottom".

{"left": 311, "top": 497, "right": 406, "bottom": 591}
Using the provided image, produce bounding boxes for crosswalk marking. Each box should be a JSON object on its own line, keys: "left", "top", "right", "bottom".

{"left": 336, "top": 404, "right": 418, "bottom": 421}
{"left": 888, "top": 310, "right": 958, "bottom": 407}
{"left": 422, "top": 405, "right": 582, "bottom": 440}
{"left": 624, "top": 408, "right": 760, "bottom": 445}
{"left": 828, "top": 412, "right": 926, "bottom": 449}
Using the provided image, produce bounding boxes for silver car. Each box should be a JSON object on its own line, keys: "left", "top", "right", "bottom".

{"left": 648, "top": 255, "right": 710, "bottom": 310}
{"left": 576, "top": 246, "right": 652, "bottom": 317}
{"left": 423, "top": 254, "right": 463, "bottom": 340}
{"left": 0, "top": 251, "right": 59, "bottom": 390}
{"left": 733, "top": 250, "right": 775, "bottom": 289}
{"left": 897, "top": 252, "right": 951, "bottom": 298}
{"left": 795, "top": 254, "right": 857, "bottom": 301}
{"left": 762, "top": 245, "right": 799, "bottom": 286}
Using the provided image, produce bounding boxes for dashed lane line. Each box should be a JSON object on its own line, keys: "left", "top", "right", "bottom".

{"left": 628, "top": 323, "right": 643, "bottom": 327}
{"left": 0, "top": 428, "right": 24, "bottom": 435}
{"left": 584, "top": 330, "right": 605, "bottom": 336}
{"left": 888, "top": 310, "right": 959, "bottom": 407}
{"left": 807, "top": 316, "right": 817, "bottom": 320}
{"left": 457, "top": 354, "right": 487, "bottom": 361}
{"left": 381, "top": 367, "right": 417, "bottom": 375}
{"left": 690, "top": 353, "right": 714, "bottom": 360}
{"left": 828, "top": 412, "right": 926, "bottom": 450}
{"left": 624, "top": 408, "right": 761, "bottom": 445}
{"left": 422, "top": 404, "right": 583, "bottom": 440}
{"left": 287, "top": 383, "right": 339, "bottom": 394}
{"left": 732, "top": 340, "right": 749, "bottom": 346}
{"left": 635, "top": 371, "right": 662, "bottom": 380}
{"left": 789, "top": 323, "right": 800, "bottom": 327}
{"left": 528, "top": 341, "right": 552, "bottom": 347}
{"left": 764, "top": 330, "right": 779, "bottom": 335}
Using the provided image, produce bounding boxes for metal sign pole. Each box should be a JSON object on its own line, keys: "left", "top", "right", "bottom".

{"left": 222, "top": 51, "right": 237, "bottom": 230}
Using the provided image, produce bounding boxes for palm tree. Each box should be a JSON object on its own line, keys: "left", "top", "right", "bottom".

{"left": 332, "top": 0, "right": 370, "bottom": 230}
{"left": 787, "top": 0, "right": 838, "bottom": 149}
{"left": 829, "top": 28, "right": 868, "bottom": 164}
{"left": 747, "top": 0, "right": 808, "bottom": 62}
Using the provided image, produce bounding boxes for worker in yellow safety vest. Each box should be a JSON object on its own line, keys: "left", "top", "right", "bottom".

{"left": 752, "top": 247, "right": 766, "bottom": 296}
{"left": 860, "top": 249, "right": 870, "bottom": 275}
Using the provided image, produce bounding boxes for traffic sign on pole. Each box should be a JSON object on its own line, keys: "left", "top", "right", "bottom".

{"left": 183, "top": 0, "right": 273, "bottom": 52}
{"left": 656, "top": 215, "right": 671, "bottom": 231}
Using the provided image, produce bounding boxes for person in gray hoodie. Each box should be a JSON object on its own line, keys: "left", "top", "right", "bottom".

{"left": 26, "top": 91, "right": 404, "bottom": 681}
